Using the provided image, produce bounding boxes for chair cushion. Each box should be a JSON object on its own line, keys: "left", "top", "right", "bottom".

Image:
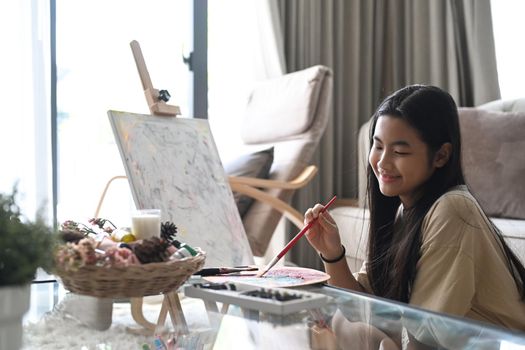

{"left": 224, "top": 147, "right": 274, "bottom": 217}
{"left": 458, "top": 108, "right": 525, "bottom": 219}
{"left": 241, "top": 65, "right": 328, "bottom": 144}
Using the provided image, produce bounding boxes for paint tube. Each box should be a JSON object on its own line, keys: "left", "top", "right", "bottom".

{"left": 172, "top": 240, "right": 197, "bottom": 256}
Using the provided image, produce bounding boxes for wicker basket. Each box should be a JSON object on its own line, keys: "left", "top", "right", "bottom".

{"left": 54, "top": 254, "right": 206, "bottom": 298}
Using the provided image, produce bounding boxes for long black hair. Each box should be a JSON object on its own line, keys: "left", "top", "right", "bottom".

{"left": 366, "top": 85, "right": 525, "bottom": 303}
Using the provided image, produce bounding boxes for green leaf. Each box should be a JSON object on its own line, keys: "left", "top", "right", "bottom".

{"left": 0, "top": 188, "right": 58, "bottom": 286}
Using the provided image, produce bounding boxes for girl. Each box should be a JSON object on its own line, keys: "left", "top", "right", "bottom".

{"left": 305, "top": 85, "right": 525, "bottom": 330}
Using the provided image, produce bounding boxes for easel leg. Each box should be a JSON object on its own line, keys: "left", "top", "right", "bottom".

{"left": 129, "top": 293, "right": 189, "bottom": 336}
{"left": 155, "top": 292, "right": 189, "bottom": 335}
{"left": 156, "top": 297, "right": 170, "bottom": 329}
{"left": 131, "top": 297, "right": 156, "bottom": 331}
{"left": 165, "top": 292, "right": 189, "bottom": 335}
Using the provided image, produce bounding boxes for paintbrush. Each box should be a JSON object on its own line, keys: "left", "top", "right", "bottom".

{"left": 256, "top": 195, "right": 337, "bottom": 278}
{"left": 194, "top": 266, "right": 258, "bottom": 276}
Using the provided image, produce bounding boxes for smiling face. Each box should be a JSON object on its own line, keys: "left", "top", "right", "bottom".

{"left": 369, "top": 115, "right": 444, "bottom": 208}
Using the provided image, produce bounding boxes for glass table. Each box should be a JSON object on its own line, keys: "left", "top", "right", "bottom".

{"left": 26, "top": 269, "right": 65, "bottom": 324}
{"left": 176, "top": 283, "right": 525, "bottom": 349}
{"left": 25, "top": 279, "right": 525, "bottom": 349}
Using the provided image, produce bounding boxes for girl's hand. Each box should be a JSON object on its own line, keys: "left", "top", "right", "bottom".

{"left": 304, "top": 204, "right": 343, "bottom": 260}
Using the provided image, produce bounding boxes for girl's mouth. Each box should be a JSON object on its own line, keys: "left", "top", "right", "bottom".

{"left": 379, "top": 174, "right": 400, "bottom": 183}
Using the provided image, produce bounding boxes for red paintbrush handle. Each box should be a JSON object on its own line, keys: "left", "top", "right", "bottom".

{"left": 277, "top": 195, "right": 337, "bottom": 259}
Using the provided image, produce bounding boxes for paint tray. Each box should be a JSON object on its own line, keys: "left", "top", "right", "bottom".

{"left": 184, "top": 281, "right": 329, "bottom": 315}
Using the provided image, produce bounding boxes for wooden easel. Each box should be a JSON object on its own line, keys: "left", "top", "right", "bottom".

{"left": 130, "top": 40, "right": 181, "bottom": 117}
{"left": 127, "top": 39, "right": 187, "bottom": 335}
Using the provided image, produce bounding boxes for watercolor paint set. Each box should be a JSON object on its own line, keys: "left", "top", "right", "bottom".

{"left": 184, "top": 281, "right": 329, "bottom": 315}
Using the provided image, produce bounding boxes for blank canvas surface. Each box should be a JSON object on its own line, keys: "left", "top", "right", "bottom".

{"left": 108, "top": 110, "right": 254, "bottom": 267}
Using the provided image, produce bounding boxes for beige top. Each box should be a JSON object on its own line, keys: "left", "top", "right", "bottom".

{"left": 355, "top": 185, "right": 525, "bottom": 331}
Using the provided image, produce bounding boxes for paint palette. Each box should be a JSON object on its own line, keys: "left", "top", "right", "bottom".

{"left": 184, "top": 281, "right": 329, "bottom": 315}
{"left": 203, "top": 266, "right": 330, "bottom": 288}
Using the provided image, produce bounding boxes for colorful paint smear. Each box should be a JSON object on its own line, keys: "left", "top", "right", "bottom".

{"left": 204, "top": 266, "right": 330, "bottom": 288}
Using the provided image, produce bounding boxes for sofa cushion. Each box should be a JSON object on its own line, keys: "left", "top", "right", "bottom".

{"left": 458, "top": 108, "right": 525, "bottom": 220}
{"left": 331, "top": 206, "right": 525, "bottom": 272}
{"left": 241, "top": 66, "right": 327, "bottom": 144}
{"left": 478, "top": 98, "right": 525, "bottom": 113}
{"left": 224, "top": 147, "right": 274, "bottom": 218}
{"left": 492, "top": 217, "right": 525, "bottom": 262}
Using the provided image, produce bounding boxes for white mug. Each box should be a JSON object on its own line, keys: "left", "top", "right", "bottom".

{"left": 131, "top": 209, "right": 161, "bottom": 240}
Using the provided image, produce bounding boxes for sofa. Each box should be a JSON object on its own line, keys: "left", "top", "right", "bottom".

{"left": 330, "top": 98, "right": 525, "bottom": 272}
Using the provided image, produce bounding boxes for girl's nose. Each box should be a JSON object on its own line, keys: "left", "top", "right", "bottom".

{"left": 377, "top": 151, "right": 391, "bottom": 170}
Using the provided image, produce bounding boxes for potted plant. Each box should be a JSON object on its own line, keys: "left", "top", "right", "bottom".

{"left": 0, "top": 188, "right": 57, "bottom": 350}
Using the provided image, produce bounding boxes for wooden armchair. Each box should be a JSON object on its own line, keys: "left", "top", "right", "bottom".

{"left": 229, "top": 164, "right": 318, "bottom": 229}
{"left": 228, "top": 65, "right": 333, "bottom": 257}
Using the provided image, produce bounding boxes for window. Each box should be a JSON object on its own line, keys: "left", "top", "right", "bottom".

{"left": 1, "top": 1, "right": 205, "bottom": 224}
{"left": 491, "top": 0, "right": 525, "bottom": 99}
{"left": 55, "top": 0, "right": 193, "bottom": 225}
{"left": 0, "top": 1, "right": 52, "bottom": 221}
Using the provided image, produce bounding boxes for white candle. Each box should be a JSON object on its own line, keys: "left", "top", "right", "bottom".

{"left": 131, "top": 209, "right": 161, "bottom": 240}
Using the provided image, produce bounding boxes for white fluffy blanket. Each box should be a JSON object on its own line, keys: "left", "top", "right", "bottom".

{"left": 22, "top": 296, "right": 213, "bottom": 350}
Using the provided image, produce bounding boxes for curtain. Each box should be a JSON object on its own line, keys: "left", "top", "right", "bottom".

{"left": 254, "top": 0, "right": 286, "bottom": 78}
{"left": 272, "top": 0, "right": 501, "bottom": 269}
{"left": 0, "top": 1, "right": 53, "bottom": 222}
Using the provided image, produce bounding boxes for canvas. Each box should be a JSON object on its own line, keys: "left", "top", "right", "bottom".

{"left": 108, "top": 110, "right": 254, "bottom": 267}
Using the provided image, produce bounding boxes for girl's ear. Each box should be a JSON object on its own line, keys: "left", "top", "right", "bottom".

{"left": 433, "top": 143, "right": 452, "bottom": 168}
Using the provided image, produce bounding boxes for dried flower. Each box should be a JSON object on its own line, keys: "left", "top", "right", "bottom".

{"left": 54, "top": 238, "right": 99, "bottom": 271}
{"left": 103, "top": 247, "right": 139, "bottom": 267}
{"left": 77, "top": 238, "right": 98, "bottom": 265}
{"left": 54, "top": 218, "right": 187, "bottom": 270}
{"left": 88, "top": 218, "right": 117, "bottom": 233}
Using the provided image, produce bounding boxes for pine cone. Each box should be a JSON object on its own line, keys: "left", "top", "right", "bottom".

{"left": 59, "top": 229, "right": 86, "bottom": 243}
{"left": 160, "top": 221, "right": 178, "bottom": 243}
{"left": 133, "top": 236, "right": 171, "bottom": 263}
